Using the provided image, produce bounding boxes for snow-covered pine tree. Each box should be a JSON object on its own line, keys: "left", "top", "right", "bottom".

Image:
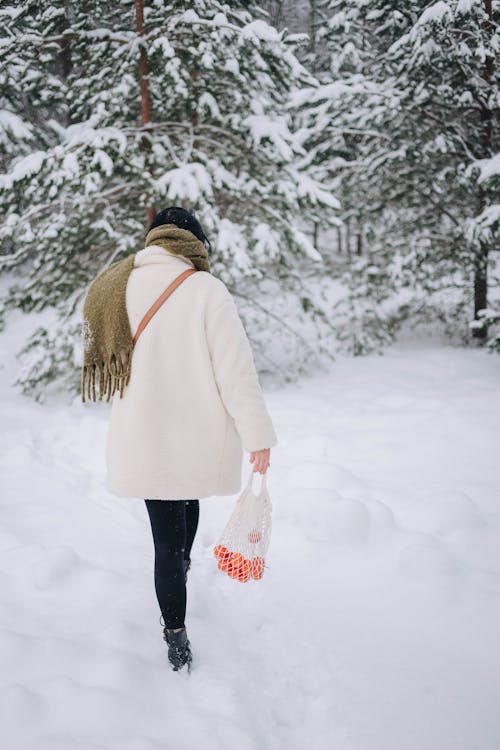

{"left": 385, "top": 0, "right": 500, "bottom": 343}
{"left": 0, "top": 3, "right": 68, "bottom": 168}
{"left": 293, "top": 0, "right": 500, "bottom": 352}
{"left": 0, "top": 0, "right": 339, "bottom": 400}
{"left": 287, "top": 1, "right": 402, "bottom": 354}
{"left": 0, "top": 2, "right": 72, "bottom": 261}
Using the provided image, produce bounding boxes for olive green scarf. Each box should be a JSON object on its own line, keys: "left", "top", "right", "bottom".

{"left": 81, "top": 223, "right": 211, "bottom": 403}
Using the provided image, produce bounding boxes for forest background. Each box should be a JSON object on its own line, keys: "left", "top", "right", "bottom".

{"left": 0, "top": 0, "right": 498, "bottom": 400}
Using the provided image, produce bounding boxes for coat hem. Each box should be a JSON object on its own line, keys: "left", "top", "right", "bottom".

{"left": 106, "top": 474, "right": 242, "bottom": 500}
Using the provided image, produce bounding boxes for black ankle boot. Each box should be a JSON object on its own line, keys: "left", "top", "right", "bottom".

{"left": 163, "top": 627, "right": 193, "bottom": 672}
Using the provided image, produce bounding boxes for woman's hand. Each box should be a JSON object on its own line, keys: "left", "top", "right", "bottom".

{"left": 249, "top": 448, "right": 271, "bottom": 474}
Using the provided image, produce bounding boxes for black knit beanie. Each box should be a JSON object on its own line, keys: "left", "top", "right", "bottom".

{"left": 148, "top": 206, "right": 212, "bottom": 255}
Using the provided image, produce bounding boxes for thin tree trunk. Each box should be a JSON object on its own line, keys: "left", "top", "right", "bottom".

{"left": 269, "top": 1, "right": 285, "bottom": 29}
{"left": 135, "top": 0, "right": 154, "bottom": 228}
{"left": 336, "top": 226, "right": 343, "bottom": 255}
{"left": 309, "top": 0, "right": 317, "bottom": 73}
{"left": 361, "top": 16, "right": 366, "bottom": 75}
{"left": 59, "top": 2, "right": 74, "bottom": 125}
{"left": 473, "top": 248, "right": 488, "bottom": 327}
{"left": 472, "top": 0, "right": 493, "bottom": 339}
{"left": 313, "top": 221, "right": 319, "bottom": 252}
{"left": 191, "top": 67, "right": 200, "bottom": 152}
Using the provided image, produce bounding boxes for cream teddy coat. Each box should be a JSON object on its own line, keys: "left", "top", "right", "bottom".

{"left": 105, "top": 244, "right": 277, "bottom": 500}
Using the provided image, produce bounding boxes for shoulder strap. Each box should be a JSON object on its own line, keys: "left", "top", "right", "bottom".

{"left": 132, "top": 268, "right": 198, "bottom": 347}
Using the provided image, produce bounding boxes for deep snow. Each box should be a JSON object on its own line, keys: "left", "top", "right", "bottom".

{"left": 1, "top": 314, "right": 499, "bottom": 750}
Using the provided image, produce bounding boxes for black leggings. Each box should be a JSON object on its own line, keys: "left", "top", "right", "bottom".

{"left": 144, "top": 498, "right": 200, "bottom": 629}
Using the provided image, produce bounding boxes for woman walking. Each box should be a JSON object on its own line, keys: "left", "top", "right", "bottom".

{"left": 82, "top": 206, "right": 277, "bottom": 672}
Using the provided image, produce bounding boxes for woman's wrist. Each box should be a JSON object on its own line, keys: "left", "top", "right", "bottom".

{"left": 249, "top": 448, "right": 271, "bottom": 474}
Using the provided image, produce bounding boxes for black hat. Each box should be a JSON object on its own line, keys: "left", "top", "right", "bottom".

{"left": 148, "top": 206, "right": 212, "bottom": 255}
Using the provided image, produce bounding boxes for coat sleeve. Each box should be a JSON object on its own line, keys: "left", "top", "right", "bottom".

{"left": 205, "top": 290, "right": 278, "bottom": 453}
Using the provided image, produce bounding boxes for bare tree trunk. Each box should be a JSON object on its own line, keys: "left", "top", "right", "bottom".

{"left": 336, "top": 226, "right": 343, "bottom": 254}
{"left": 473, "top": 248, "right": 488, "bottom": 327}
{"left": 356, "top": 228, "right": 363, "bottom": 256}
{"left": 59, "top": 2, "right": 74, "bottom": 125}
{"left": 361, "top": 16, "right": 366, "bottom": 75}
{"left": 264, "top": 1, "right": 285, "bottom": 29}
{"left": 309, "top": 0, "right": 317, "bottom": 73}
{"left": 135, "top": 0, "right": 154, "bottom": 228}
{"left": 472, "top": 0, "right": 493, "bottom": 339}
{"left": 190, "top": 67, "right": 200, "bottom": 150}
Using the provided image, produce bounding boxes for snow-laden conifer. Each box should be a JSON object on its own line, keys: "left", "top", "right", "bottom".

{"left": 293, "top": 0, "right": 500, "bottom": 353}
{"left": 0, "top": 1, "right": 339, "bottom": 399}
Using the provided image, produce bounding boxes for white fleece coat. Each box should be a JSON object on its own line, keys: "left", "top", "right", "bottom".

{"left": 105, "top": 244, "right": 277, "bottom": 500}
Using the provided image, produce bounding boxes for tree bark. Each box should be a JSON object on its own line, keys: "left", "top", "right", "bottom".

{"left": 135, "top": 0, "right": 154, "bottom": 228}
{"left": 472, "top": 0, "right": 493, "bottom": 339}
{"left": 309, "top": 0, "right": 317, "bottom": 73}
{"left": 336, "top": 226, "right": 343, "bottom": 255}
{"left": 473, "top": 248, "right": 488, "bottom": 322}
{"left": 58, "top": 2, "right": 74, "bottom": 125}
{"left": 346, "top": 216, "right": 351, "bottom": 257}
{"left": 356, "top": 229, "right": 363, "bottom": 255}
{"left": 190, "top": 66, "right": 200, "bottom": 153}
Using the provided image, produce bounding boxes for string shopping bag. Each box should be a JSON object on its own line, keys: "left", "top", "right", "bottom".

{"left": 213, "top": 470, "right": 272, "bottom": 582}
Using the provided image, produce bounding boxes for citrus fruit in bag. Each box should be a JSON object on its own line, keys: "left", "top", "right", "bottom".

{"left": 212, "top": 471, "right": 272, "bottom": 582}
{"left": 237, "top": 558, "right": 252, "bottom": 582}
{"left": 231, "top": 552, "right": 243, "bottom": 569}
{"left": 218, "top": 556, "right": 231, "bottom": 572}
{"left": 227, "top": 552, "right": 242, "bottom": 578}
{"left": 251, "top": 556, "right": 264, "bottom": 579}
{"left": 214, "top": 545, "right": 227, "bottom": 559}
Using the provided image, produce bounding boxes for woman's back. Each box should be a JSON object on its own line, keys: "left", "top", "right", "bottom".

{"left": 105, "top": 244, "right": 276, "bottom": 499}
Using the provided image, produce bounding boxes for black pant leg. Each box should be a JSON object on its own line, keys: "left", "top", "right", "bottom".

{"left": 144, "top": 498, "right": 187, "bottom": 629}
{"left": 184, "top": 499, "right": 199, "bottom": 562}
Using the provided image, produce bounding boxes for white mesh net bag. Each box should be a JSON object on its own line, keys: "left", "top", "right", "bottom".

{"left": 213, "top": 471, "right": 272, "bottom": 582}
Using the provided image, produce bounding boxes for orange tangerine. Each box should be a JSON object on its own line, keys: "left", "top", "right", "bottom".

{"left": 237, "top": 558, "right": 251, "bottom": 582}
{"left": 251, "top": 557, "right": 264, "bottom": 579}
{"left": 214, "top": 545, "right": 228, "bottom": 559}
{"left": 240, "top": 559, "right": 252, "bottom": 575}
{"left": 230, "top": 552, "right": 244, "bottom": 570}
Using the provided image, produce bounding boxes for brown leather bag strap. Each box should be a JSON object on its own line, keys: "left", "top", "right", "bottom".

{"left": 132, "top": 268, "right": 198, "bottom": 347}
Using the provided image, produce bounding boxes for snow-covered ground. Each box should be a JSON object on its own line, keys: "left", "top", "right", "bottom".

{"left": 1, "top": 313, "right": 500, "bottom": 750}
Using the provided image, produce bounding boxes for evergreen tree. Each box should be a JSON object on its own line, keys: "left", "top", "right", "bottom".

{"left": 293, "top": 0, "right": 500, "bottom": 353}
{"left": 0, "top": 0, "right": 339, "bottom": 400}
{"left": 0, "top": 2, "right": 68, "bottom": 166}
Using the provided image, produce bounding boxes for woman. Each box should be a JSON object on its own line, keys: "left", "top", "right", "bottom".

{"left": 84, "top": 206, "right": 277, "bottom": 672}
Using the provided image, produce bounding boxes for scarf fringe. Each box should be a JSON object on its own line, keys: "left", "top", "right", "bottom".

{"left": 81, "top": 348, "right": 133, "bottom": 403}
